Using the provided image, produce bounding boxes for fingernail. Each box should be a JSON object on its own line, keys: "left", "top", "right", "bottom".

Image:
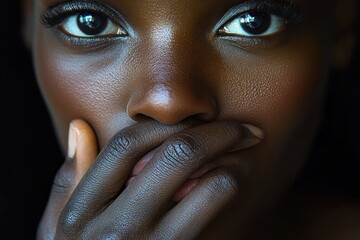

{"left": 229, "top": 124, "right": 264, "bottom": 152}
{"left": 242, "top": 124, "right": 265, "bottom": 140}
{"left": 67, "top": 123, "right": 77, "bottom": 159}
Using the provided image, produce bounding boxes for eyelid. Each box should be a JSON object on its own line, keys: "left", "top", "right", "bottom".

{"left": 213, "top": 0, "right": 305, "bottom": 35}
{"left": 219, "top": 14, "right": 288, "bottom": 38}
{"left": 40, "top": 0, "right": 131, "bottom": 36}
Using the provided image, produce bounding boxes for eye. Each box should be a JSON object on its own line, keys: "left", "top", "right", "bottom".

{"left": 219, "top": 11, "right": 287, "bottom": 37}
{"left": 60, "top": 11, "right": 126, "bottom": 37}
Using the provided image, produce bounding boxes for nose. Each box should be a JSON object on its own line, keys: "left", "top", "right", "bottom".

{"left": 127, "top": 26, "right": 217, "bottom": 125}
{"left": 127, "top": 82, "right": 217, "bottom": 125}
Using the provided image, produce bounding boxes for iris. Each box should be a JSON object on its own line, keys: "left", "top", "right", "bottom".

{"left": 239, "top": 11, "right": 271, "bottom": 35}
{"left": 77, "top": 12, "right": 107, "bottom": 35}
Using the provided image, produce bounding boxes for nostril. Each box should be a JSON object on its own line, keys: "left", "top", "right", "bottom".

{"left": 131, "top": 112, "right": 214, "bottom": 126}
{"left": 131, "top": 113, "right": 153, "bottom": 123}
{"left": 126, "top": 85, "right": 218, "bottom": 125}
{"left": 184, "top": 112, "right": 214, "bottom": 124}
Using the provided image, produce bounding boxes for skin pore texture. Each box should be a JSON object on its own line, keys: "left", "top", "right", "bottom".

{"left": 24, "top": 0, "right": 358, "bottom": 239}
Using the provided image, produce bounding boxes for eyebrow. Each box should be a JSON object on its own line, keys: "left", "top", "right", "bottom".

{"left": 233, "top": 0, "right": 305, "bottom": 11}
{"left": 236, "top": 0, "right": 303, "bottom": 5}
{"left": 42, "top": 0, "right": 303, "bottom": 6}
{"left": 41, "top": 0, "right": 104, "bottom": 6}
{"left": 40, "top": 0, "right": 305, "bottom": 16}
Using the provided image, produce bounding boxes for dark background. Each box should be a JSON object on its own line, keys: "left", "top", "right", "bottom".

{"left": 1, "top": 1, "right": 359, "bottom": 239}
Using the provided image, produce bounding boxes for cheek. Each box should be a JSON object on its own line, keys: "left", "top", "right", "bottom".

{"left": 218, "top": 42, "right": 328, "bottom": 133}
{"left": 217, "top": 37, "right": 330, "bottom": 159}
{"left": 33, "top": 28, "right": 136, "bottom": 151}
{"left": 213, "top": 35, "right": 331, "bottom": 203}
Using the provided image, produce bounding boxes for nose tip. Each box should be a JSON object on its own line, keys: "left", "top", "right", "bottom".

{"left": 127, "top": 85, "right": 217, "bottom": 125}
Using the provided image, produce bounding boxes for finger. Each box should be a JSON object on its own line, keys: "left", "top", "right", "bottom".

{"left": 154, "top": 167, "right": 242, "bottom": 239}
{"left": 111, "top": 120, "right": 262, "bottom": 225}
{"left": 58, "top": 120, "right": 195, "bottom": 234}
{"left": 37, "top": 119, "right": 98, "bottom": 240}
{"left": 70, "top": 119, "right": 99, "bottom": 183}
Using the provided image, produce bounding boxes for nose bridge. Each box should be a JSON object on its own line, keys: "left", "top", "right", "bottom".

{"left": 149, "top": 24, "right": 191, "bottom": 86}
{"left": 127, "top": 24, "right": 217, "bottom": 124}
{"left": 150, "top": 25, "right": 175, "bottom": 78}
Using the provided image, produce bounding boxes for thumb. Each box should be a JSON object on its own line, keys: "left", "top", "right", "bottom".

{"left": 37, "top": 119, "right": 98, "bottom": 240}
{"left": 67, "top": 119, "right": 98, "bottom": 185}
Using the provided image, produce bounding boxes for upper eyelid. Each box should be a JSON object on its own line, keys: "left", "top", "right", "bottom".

{"left": 40, "top": 0, "right": 127, "bottom": 28}
{"left": 213, "top": 0, "right": 305, "bottom": 34}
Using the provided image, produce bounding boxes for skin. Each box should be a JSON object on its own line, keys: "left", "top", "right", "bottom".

{"left": 22, "top": 0, "right": 358, "bottom": 239}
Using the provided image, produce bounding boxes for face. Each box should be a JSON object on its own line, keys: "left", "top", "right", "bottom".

{"left": 28, "top": 0, "right": 352, "bottom": 235}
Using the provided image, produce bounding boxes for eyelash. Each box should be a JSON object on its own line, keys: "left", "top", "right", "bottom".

{"left": 41, "top": 0, "right": 128, "bottom": 47}
{"left": 40, "top": 0, "right": 305, "bottom": 48}
{"left": 216, "top": 0, "right": 305, "bottom": 34}
{"left": 237, "top": 0, "right": 305, "bottom": 24}
{"left": 41, "top": 0, "right": 123, "bottom": 27}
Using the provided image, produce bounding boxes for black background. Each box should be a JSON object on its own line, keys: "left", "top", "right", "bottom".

{"left": 1, "top": 1, "right": 359, "bottom": 239}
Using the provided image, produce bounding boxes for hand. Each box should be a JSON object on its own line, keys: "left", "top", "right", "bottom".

{"left": 37, "top": 119, "right": 263, "bottom": 239}
{"left": 37, "top": 119, "right": 98, "bottom": 239}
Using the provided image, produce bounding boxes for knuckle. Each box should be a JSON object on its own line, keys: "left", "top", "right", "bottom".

{"left": 95, "top": 225, "right": 140, "bottom": 240}
{"left": 58, "top": 204, "right": 85, "bottom": 235}
{"left": 208, "top": 172, "right": 239, "bottom": 198}
{"left": 112, "top": 130, "right": 137, "bottom": 154}
{"left": 162, "top": 133, "right": 202, "bottom": 169}
{"left": 102, "top": 130, "right": 143, "bottom": 165}
{"left": 52, "top": 160, "right": 75, "bottom": 195}
{"left": 98, "top": 230, "right": 122, "bottom": 240}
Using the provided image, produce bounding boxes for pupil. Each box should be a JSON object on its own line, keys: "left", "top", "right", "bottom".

{"left": 240, "top": 11, "right": 271, "bottom": 35}
{"left": 77, "top": 12, "right": 107, "bottom": 35}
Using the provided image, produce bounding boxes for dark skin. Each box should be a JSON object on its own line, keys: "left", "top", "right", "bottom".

{"left": 22, "top": 0, "right": 359, "bottom": 239}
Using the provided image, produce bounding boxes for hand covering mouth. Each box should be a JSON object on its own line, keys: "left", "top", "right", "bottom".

{"left": 125, "top": 147, "right": 217, "bottom": 203}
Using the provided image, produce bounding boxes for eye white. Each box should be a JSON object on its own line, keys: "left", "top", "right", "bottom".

{"left": 61, "top": 14, "right": 124, "bottom": 37}
{"left": 221, "top": 14, "right": 286, "bottom": 37}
